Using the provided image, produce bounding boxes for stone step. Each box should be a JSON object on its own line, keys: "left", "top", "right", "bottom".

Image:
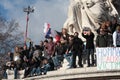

{"left": 5, "top": 58, "right": 120, "bottom": 80}
{"left": 5, "top": 58, "right": 86, "bottom": 79}
{"left": 25, "top": 67, "right": 120, "bottom": 80}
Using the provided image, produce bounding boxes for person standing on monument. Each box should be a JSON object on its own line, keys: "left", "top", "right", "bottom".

{"left": 67, "top": 32, "right": 83, "bottom": 68}
{"left": 96, "top": 28, "right": 113, "bottom": 47}
{"left": 113, "top": 25, "right": 120, "bottom": 47}
{"left": 64, "top": 35, "right": 74, "bottom": 68}
{"left": 82, "top": 27, "right": 95, "bottom": 67}
{"left": 60, "top": 28, "right": 69, "bottom": 56}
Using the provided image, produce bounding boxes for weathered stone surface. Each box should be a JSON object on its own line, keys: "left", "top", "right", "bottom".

{"left": 25, "top": 67, "right": 120, "bottom": 80}
{"left": 5, "top": 59, "right": 120, "bottom": 80}
{"left": 24, "top": 59, "right": 120, "bottom": 80}
{"left": 6, "top": 69, "right": 24, "bottom": 79}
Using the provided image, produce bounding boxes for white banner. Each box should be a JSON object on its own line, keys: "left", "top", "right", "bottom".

{"left": 96, "top": 47, "right": 120, "bottom": 70}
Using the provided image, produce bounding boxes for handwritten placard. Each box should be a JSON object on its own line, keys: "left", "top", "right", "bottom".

{"left": 96, "top": 48, "right": 120, "bottom": 70}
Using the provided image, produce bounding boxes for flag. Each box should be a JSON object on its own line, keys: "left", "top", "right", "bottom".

{"left": 45, "top": 28, "right": 51, "bottom": 38}
{"left": 51, "top": 30, "right": 61, "bottom": 42}
{"left": 44, "top": 23, "right": 51, "bottom": 38}
{"left": 44, "top": 23, "right": 50, "bottom": 34}
{"left": 43, "top": 23, "right": 61, "bottom": 42}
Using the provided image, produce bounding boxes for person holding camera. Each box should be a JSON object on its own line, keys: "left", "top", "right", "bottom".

{"left": 82, "top": 27, "right": 95, "bottom": 67}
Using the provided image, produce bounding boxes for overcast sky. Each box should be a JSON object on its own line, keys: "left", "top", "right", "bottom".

{"left": 0, "top": 0, "right": 69, "bottom": 44}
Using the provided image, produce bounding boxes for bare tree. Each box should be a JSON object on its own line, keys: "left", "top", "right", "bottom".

{"left": 0, "top": 16, "right": 24, "bottom": 54}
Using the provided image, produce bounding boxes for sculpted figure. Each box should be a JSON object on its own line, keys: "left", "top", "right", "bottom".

{"left": 64, "top": 0, "right": 119, "bottom": 35}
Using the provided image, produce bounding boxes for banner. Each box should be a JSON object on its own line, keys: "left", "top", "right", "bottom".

{"left": 43, "top": 22, "right": 61, "bottom": 42}
{"left": 96, "top": 47, "right": 120, "bottom": 70}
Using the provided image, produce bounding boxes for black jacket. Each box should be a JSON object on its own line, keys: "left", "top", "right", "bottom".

{"left": 69, "top": 37, "right": 83, "bottom": 51}
{"left": 82, "top": 32, "right": 95, "bottom": 49}
{"left": 55, "top": 45, "right": 64, "bottom": 55}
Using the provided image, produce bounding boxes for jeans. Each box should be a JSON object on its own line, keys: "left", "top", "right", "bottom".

{"left": 52, "top": 55, "right": 63, "bottom": 67}
{"left": 3, "top": 70, "right": 7, "bottom": 79}
{"left": 42, "top": 64, "right": 50, "bottom": 74}
{"left": 86, "top": 49, "right": 94, "bottom": 66}
{"left": 36, "top": 64, "right": 50, "bottom": 75}
{"left": 14, "top": 68, "right": 17, "bottom": 79}
{"left": 64, "top": 52, "right": 73, "bottom": 67}
{"left": 36, "top": 67, "right": 41, "bottom": 75}
{"left": 30, "top": 67, "right": 37, "bottom": 76}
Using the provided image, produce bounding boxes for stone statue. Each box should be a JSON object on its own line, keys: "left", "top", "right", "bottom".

{"left": 63, "top": 0, "right": 119, "bottom": 35}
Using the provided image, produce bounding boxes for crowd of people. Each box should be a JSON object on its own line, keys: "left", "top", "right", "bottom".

{"left": 2, "top": 18, "right": 120, "bottom": 79}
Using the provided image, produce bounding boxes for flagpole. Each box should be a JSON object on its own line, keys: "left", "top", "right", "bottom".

{"left": 23, "top": 6, "right": 34, "bottom": 45}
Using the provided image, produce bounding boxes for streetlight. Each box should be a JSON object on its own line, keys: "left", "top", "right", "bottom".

{"left": 23, "top": 5, "right": 34, "bottom": 45}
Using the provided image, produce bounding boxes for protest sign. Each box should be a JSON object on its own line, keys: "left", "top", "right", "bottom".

{"left": 96, "top": 48, "right": 120, "bottom": 70}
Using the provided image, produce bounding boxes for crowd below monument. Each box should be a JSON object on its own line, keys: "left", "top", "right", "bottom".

{"left": 1, "top": 17, "right": 120, "bottom": 79}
